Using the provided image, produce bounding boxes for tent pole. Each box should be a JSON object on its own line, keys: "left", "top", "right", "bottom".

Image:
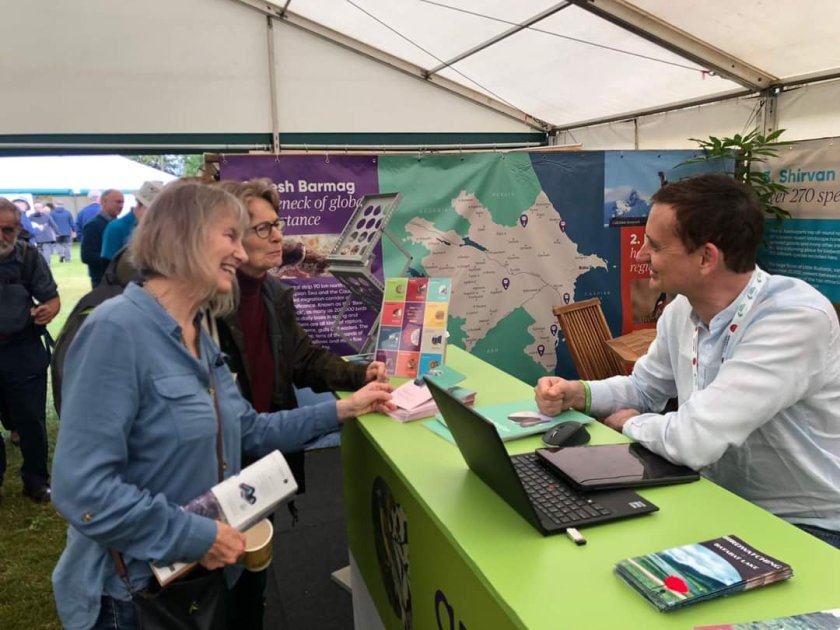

{"left": 266, "top": 16, "right": 281, "bottom": 154}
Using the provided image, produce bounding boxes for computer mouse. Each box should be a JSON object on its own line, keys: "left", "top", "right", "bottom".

{"left": 542, "top": 421, "right": 590, "bottom": 447}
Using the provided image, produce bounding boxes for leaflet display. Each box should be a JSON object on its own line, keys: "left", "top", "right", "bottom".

{"left": 375, "top": 277, "right": 451, "bottom": 379}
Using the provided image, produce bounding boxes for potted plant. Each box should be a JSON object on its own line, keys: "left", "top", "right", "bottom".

{"left": 686, "top": 129, "right": 790, "bottom": 221}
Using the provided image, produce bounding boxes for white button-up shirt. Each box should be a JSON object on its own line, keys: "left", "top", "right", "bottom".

{"left": 590, "top": 271, "right": 840, "bottom": 531}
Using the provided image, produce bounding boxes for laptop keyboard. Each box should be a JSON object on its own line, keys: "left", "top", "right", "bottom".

{"left": 512, "top": 453, "right": 613, "bottom": 528}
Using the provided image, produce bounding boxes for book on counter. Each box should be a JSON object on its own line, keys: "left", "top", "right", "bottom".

{"left": 615, "top": 535, "right": 793, "bottom": 612}
{"left": 386, "top": 364, "right": 476, "bottom": 423}
{"left": 150, "top": 450, "right": 298, "bottom": 586}
{"left": 387, "top": 380, "right": 476, "bottom": 422}
{"left": 695, "top": 607, "right": 840, "bottom": 629}
{"left": 424, "top": 399, "right": 592, "bottom": 444}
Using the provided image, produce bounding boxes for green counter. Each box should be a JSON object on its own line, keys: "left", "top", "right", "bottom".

{"left": 342, "top": 347, "right": 840, "bottom": 629}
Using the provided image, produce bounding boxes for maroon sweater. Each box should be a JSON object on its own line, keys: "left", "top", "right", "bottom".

{"left": 236, "top": 271, "right": 275, "bottom": 412}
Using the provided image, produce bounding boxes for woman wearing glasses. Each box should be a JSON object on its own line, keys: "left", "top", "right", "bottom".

{"left": 214, "top": 178, "right": 388, "bottom": 628}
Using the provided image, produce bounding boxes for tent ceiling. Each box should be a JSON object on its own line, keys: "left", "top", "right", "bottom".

{"left": 275, "top": 0, "right": 840, "bottom": 129}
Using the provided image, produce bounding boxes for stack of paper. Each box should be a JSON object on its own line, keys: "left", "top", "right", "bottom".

{"left": 615, "top": 535, "right": 792, "bottom": 612}
{"left": 387, "top": 380, "right": 476, "bottom": 422}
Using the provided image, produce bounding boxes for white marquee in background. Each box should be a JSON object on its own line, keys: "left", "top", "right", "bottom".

{"left": 1, "top": 0, "right": 839, "bottom": 150}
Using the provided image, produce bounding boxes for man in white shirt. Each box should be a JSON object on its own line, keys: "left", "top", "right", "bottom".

{"left": 535, "top": 173, "right": 840, "bottom": 548}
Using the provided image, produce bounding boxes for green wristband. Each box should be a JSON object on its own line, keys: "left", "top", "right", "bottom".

{"left": 580, "top": 380, "right": 592, "bottom": 416}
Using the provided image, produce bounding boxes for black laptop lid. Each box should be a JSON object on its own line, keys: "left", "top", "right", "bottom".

{"left": 536, "top": 443, "right": 700, "bottom": 490}
{"left": 426, "top": 379, "right": 541, "bottom": 528}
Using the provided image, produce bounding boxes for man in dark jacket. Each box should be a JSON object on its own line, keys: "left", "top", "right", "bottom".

{"left": 81, "top": 189, "right": 123, "bottom": 287}
{"left": 0, "top": 199, "right": 61, "bottom": 503}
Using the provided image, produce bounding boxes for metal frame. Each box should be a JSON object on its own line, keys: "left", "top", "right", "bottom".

{"left": 426, "top": 2, "right": 572, "bottom": 75}
{"left": 566, "top": 0, "right": 776, "bottom": 91}
{"left": 229, "top": 0, "right": 550, "bottom": 132}
{"left": 325, "top": 193, "right": 413, "bottom": 353}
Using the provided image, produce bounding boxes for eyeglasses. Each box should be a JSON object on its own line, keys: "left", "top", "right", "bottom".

{"left": 1, "top": 226, "right": 19, "bottom": 236}
{"left": 250, "top": 218, "right": 286, "bottom": 239}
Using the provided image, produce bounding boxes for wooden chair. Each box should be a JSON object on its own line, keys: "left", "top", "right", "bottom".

{"left": 552, "top": 298, "right": 628, "bottom": 380}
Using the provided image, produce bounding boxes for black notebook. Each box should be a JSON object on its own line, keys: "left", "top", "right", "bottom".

{"left": 536, "top": 442, "right": 700, "bottom": 491}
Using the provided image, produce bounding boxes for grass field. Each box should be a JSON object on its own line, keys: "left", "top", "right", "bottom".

{"left": 0, "top": 245, "right": 90, "bottom": 629}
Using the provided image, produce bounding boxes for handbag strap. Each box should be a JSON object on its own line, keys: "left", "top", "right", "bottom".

{"left": 207, "top": 364, "right": 225, "bottom": 484}
{"left": 113, "top": 356, "right": 226, "bottom": 591}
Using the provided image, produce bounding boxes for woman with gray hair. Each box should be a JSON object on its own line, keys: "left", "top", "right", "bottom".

{"left": 214, "top": 178, "right": 388, "bottom": 627}
{"left": 50, "top": 181, "right": 395, "bottom": 630}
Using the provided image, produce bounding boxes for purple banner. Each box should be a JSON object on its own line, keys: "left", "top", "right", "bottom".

{"left": 220, "top": 155, "right": 381, "bottom": 354}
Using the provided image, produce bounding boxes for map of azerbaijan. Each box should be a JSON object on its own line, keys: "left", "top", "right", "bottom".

{"left": 403, "top": 190, "right": 607, "bottom": 372}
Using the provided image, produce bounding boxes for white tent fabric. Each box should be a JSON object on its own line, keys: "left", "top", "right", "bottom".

{"left": 1, "top": 0, "right": 838, "bottom": 148}
{"left": 0, "top": 156, "right": 177, "bottom": 195}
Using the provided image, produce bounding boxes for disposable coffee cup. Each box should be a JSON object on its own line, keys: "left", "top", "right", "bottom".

{"left": 243, "top": 519, "right": 274, "bottom": 572}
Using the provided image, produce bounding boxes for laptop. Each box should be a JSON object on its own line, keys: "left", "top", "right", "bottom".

{"left": 426, "top": 379, "right": 659, "bottom": 536}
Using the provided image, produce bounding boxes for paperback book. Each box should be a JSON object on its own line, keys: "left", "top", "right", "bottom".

{"left": 387, "top": 380, "right": 476, "bottom": 422}
{"left": 615, "top": 535, "right": 793, "bottom": 612}
{"left": 424, "top": 400, "right": 592, "bottom": 444}
{"left": 150, "top": 450, "right": 298, "bottom": 586}
{"left": 695, "top": 607, "right": 840, "bottom": 629}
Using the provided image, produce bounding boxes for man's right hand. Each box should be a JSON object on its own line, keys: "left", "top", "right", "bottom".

{"left": 534, "top": 377, "right": 586, "bottom": 416}
{"left": 199, "top": 521, "right": 246, "bottom": 570}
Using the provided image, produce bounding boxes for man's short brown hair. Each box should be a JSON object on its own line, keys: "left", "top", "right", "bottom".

{"left": 651, "top": 173, "right": 764, "bottom": 273}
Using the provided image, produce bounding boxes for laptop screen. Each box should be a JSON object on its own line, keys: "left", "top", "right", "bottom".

{"left": 426, "top": 379, "right": 540, "bottom": 526}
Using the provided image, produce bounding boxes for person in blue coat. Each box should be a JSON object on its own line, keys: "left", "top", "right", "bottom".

{"left": 48, "top": 201, "right": 76, "bottom": 262}
{"left": 11, "top": 198, "right": 36, "bottom": 243}
{"left": 51, "top": 181, "right": 395, "bottom": 630}
{"left": 101, "top": 181, "right": 163, "bottom": 262}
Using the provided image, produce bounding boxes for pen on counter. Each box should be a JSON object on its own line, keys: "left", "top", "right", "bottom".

{"left": 566, "top": 527, "right": 586, "bottom": 546}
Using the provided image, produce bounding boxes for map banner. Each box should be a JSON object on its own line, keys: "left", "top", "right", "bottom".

{"left": 219, "top": 150, "right": 721, "bottom": 384}
{"left": 603, "top": 151, "right": 703, "bottom": 228}
{"left": 220, "top": 155, "right": 382, "bottom": 355}
{"left": 759, "top": 139, "right": 840, "bottom": 303}
{"left": 380, "top": 151, "right": 613, "bottom": 384}
{"left": 605, "top": 151, "right": 714, "bottom": 337}
{"left": 619, "top": 226, "right": 661, "bottom": 335}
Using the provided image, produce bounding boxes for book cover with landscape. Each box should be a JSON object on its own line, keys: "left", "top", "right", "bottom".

{"left": 615, "top": 535, "right": 792, "bottom": 612}
{"left": 696, "top": 607, "right": 840, "bottom": 629}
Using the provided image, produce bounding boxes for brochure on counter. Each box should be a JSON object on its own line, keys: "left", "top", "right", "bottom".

{"left": 615, "top": 534, "right": 792, "bottom": 612}
{"left": 150, "top": 450, "right": 297, "bottom": 586}
{"left": 386, "top": 365, "right": 475, "bottom": 422}
{"left": 423, "top": 400, "right": 592, "bottom": 444}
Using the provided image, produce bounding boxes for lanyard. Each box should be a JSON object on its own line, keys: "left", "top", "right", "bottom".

{"left": 691, "top": 268, "right": 767, "bottom": 391}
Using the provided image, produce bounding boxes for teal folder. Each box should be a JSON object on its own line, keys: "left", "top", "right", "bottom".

{"left": 424, "top": 399, "right": 592, "bottom": 444}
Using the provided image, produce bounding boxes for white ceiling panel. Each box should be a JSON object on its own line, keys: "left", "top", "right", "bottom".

{"left": 289, "top": 0, "right": 563, "bottom": 70}
{"left": 437, "top": 6, "right": 741, "bottom": 126}
{"left": 631, "top": 0, "right": 840, "bottom": 79}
